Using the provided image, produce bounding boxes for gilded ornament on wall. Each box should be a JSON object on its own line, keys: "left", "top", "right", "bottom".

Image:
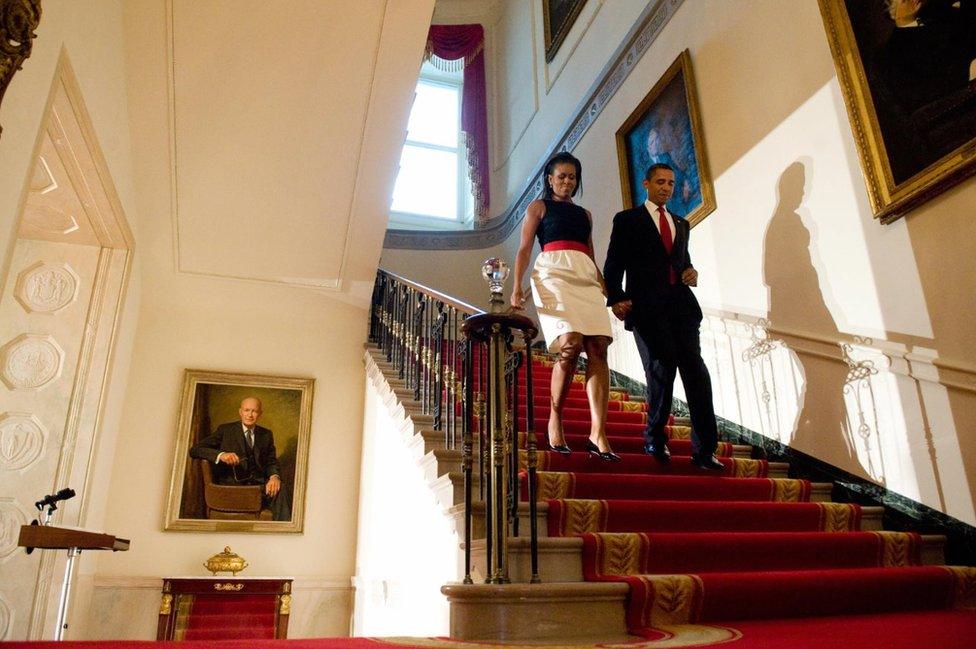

{"left": 0, "top": 0, "right": 43, "bottom": 139}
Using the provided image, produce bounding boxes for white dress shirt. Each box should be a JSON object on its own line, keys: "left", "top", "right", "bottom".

{"left": 644, "top": 200, "right": 676, "bottom": 240}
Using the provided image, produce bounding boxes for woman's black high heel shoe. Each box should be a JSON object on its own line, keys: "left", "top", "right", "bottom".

{"left": 586, "top": 439, "right": 621, "bottom": 462}
{"left": 547, "top": 440, "right": 572, "bottom": 455}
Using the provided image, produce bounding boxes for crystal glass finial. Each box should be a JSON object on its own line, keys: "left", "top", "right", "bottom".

{"left": 481, "top": 258, "right": 509, "bottom": 295}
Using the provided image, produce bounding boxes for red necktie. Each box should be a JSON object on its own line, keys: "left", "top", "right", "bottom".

{"left": 657, "top": 206, "right": 677, "bottom": 284}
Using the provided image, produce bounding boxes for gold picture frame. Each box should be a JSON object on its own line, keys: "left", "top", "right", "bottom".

{"left": 164, "top": 369, "right": 314, "bottom": 533}
{"left": 615, "top": 50, "right": 715, "bottom": 227}
{"left": 818, "top": 0, "right": 976, "bottom": 223}
{"left": 543, "top": 0, "right": 588, "bottom": 63}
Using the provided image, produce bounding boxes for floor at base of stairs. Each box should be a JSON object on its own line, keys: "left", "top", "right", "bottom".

{"left": 8, "top": 609, "right": 975, "bottom": 648}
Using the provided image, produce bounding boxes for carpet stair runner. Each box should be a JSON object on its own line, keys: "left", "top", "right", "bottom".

{"left": 502, "top": 354, "right": 976, "bottom": 641}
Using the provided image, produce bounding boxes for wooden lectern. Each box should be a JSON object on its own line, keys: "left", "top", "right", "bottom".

{"left": 18, "top": 525, "right": 130, "bottom": 640}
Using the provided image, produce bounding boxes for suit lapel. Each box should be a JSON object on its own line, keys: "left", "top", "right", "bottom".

{"left": 671, "top": 216, "right": 687, "bottom": 261}
{"left": 638, "top": 205, "right": 669, "bottom": 258}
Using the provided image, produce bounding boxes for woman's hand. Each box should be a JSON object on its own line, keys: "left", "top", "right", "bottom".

{"left": 510, "top": 288, "right": 526, "bottom": 310}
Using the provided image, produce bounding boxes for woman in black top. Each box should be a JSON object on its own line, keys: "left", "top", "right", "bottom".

{"left": 510, "top": 153, "right": 618, "bottom": 461}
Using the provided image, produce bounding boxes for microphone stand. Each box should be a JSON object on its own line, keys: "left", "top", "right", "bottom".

{"left": 34, "top": 495, "right": 77, "bottom": 640}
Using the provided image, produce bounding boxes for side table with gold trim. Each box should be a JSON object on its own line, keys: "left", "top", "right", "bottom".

{"left": 157, "top": 577, "right": 293, "bottom": 640}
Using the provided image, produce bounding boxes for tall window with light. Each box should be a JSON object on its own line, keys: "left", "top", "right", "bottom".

{"left": 390, "top": 62, "right": 474, "bottom": 229}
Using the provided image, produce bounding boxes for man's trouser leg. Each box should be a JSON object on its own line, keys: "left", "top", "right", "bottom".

{"left": 634, "top": 325, "right": 678, "bottom": 449}
{"left": 674, "top": 325, "right": 718, "bottom": 456}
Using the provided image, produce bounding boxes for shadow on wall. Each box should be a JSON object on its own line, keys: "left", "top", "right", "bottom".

{"left": 763, "top": 159, "right": 866, "bottom": 478}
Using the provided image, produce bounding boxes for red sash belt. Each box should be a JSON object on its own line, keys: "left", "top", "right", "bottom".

{"left": 542, "top": 240, "right": 591, "bottom": 254}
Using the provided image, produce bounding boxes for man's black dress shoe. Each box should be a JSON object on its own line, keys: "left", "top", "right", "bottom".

{"left": 691, "top": 453, "right": 725, "bottom": 470}
{"left": 547, "top": 441, "right": 572, "bottom": 455}
{"left": 585, "top": 439, "right": 621, "bottom": 462}
{"left": 644, "top": 441, "right": 671, "bottom": 465}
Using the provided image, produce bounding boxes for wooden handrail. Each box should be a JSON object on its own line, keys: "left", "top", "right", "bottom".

{"left": 379, "top": 268, "right": 484, "bottom": 315}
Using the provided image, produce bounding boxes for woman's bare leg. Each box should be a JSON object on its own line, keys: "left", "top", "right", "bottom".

{"left": 549, "top": 333, "right": 583, "bottom": 447}
{"left": 583, "top": 336, "right": 612, "bottom": 453}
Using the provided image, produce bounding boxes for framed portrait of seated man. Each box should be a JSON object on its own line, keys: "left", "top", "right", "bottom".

{"left": 819, "top": 0, "right": 976, "bottom": 222}
{"left": 164, "top": 370, "right": 314, "bottom": 533}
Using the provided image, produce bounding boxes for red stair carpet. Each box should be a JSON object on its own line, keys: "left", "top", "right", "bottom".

{"left": 519, "top": 355, "right": 976, "bottom": 644}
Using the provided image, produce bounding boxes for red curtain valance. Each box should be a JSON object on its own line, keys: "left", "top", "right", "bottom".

{"left": 426, "top": 24, "right": 489, "bottom": 221}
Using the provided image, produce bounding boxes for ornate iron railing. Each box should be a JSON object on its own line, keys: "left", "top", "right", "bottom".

{"left": 369, "top": 267, "right": 540, "bottom": 584}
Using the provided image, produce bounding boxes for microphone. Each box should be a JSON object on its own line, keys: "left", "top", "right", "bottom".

{"left": 35, "top": 488, "right": 76, "bottom": 510}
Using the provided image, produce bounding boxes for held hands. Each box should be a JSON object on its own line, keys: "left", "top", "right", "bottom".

{"left": 682, "top": 267, "right": 698, "bottom": 287}
{"left": 610, "top": 299, "right": 633, "bottom": 321}
{"left": 266, "top": 475, "right": 281, "bottom": 497}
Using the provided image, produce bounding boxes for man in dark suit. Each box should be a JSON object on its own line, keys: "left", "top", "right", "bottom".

{"left": 190, "top": 397, "right": 291, "bottom": 520}
{"left": 603, "top": 163, "right": 722, "bottom": 470}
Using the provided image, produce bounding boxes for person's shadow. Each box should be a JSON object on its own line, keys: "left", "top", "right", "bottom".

{"left": 763, "top": 160, "right": 867, "bottom": 478}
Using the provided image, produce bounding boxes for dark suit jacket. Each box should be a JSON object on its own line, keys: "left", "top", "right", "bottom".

{"left": 603, "top": 204, "right": 702, "bottom": 331}
{"left": 189, "top": 422, "right": 281, "bottom": 485}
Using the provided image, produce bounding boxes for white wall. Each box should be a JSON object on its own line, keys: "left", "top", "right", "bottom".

{"left": 381, "top": 0, "right": 976, "bottom": 525}
{"left": 0, "top": 0, "right": 435, "bottom": 641}
{"left": 353, "top": 353, "right": 458, "bottom": 637}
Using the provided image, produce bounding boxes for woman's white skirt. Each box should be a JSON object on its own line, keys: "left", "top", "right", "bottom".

{"left": 530, "top": 249, "right": 613, "bottom": 353}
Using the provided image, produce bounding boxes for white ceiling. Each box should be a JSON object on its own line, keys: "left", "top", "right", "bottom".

{"left": 167, "top": 0, "right": 434, "bottom": 294}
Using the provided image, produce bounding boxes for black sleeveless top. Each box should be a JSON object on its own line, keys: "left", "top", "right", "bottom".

{"left": 535, "top": 200, "right": 591, "bottom": 248}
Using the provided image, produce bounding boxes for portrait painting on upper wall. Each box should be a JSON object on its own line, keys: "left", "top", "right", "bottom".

{"left": 164, "top": 370, "right": 314, "bottom": 533}
{"left": 819, "top": 0, "right": 976, "bottom": 223}
{"left": 615, "top": 49, "right": 716, "bottom": 227}
{"left": 543, "top": 0, "right": 588, "bottom": 62}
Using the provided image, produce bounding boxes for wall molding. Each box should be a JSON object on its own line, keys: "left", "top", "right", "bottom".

{"left": 384, "top": 0, "right": 685, "bottom": 250}
{"left": 699, "top": 307, "right": 976, "bottom": 395}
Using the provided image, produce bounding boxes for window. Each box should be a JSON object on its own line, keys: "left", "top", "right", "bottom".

{"left": 390, "top": 62, "right": 473, "bottom": 229}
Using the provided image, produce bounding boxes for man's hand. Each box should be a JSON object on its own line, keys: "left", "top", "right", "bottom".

{"left": 265, "top": 475, "right": 281, "bottom": 497}
{"left": 682, "top": 267, "right": 698, "bottom": 287}
{"left": 610, "top": 300, "right": 632, "bottom": 321}
{"left": 218, "top": 452, "right": 241, "bottom": 466}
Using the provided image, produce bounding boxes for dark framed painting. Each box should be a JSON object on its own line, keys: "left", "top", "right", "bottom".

{"left": 164, "top": 370, "right": 314, "bottom": 533}
{"left": 819, "top": 0, "right": 976, "bottom": 223}
{"left": 615, "top": 49, "right": 715, "bottom": 227}
{"left": 543, "top": 0, "right": 588, "bottom": 63}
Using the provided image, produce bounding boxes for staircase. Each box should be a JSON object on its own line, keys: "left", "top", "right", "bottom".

{"left": 364, "top": 271, "right": 975, "bottom": 646}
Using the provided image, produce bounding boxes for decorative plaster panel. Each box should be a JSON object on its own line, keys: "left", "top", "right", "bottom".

{"left": 0, "top": 498, "right": 28, "bottom": 559}
{"left": 0, "top": 334, "right": 64, "bottom": 390}
{"left": 0, "top": 413, "right": 46, "bottom": 471}
{"left": 14, "top": 261, "right": 79, "bottom": 314}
